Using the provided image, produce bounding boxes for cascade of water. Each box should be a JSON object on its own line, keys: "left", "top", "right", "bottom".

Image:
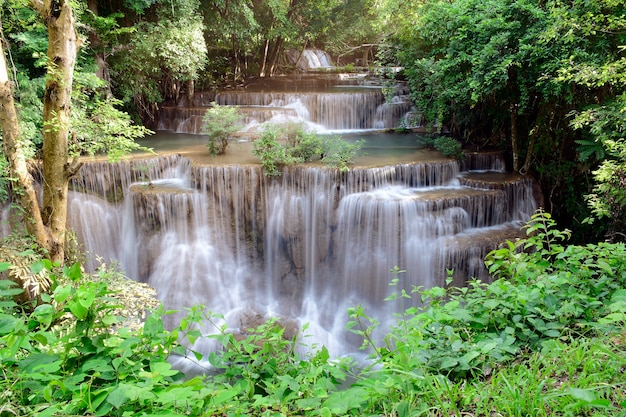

{"left": 301, "top": 49, "right": 333, "bottom": 69}
{"left": 67, "top": 153, "right": 538, "bottom": 359}
{"left": 156, "top": 76, "right": 414, "bottom": 134}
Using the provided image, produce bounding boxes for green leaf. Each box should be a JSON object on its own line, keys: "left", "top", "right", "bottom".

{"left": 65, "top": 262, "right": 83, "bottom": 281}
{"left": 150, "top": 360, "right": 179, "bottom": 377}
{"left": 438, "top": 356, "right": 459, "bottom": 370}
{"left": 212, "top": 388, "right": 239, "bottom": 404}
{"left": 31, "top": 303, "right": 55, "bottom": 329}
{"left": 77, "top": 285, "right": 96, "bottom": 308}
{"left": 323, "top": 388, "right": 369, "bottom": 414}
{"left": 107, "top": 385, "right": 129, "bottom": 409}
{"left": 30, "top": 260, "right": 46, "bottom": 274}
{"left": 69, "top": 300, "right": 88, "bottom": 320}
{"left": 568, "top": 388, "right": 597, "bottom": 403}
{"left": 54, "top": 284, "right": 72, "bottom": 304}
{"left": 320, "top": 407, "right": 332, "bottom": 417}
{"left": 0, "top": 313, "right": 19, "bottom": 335}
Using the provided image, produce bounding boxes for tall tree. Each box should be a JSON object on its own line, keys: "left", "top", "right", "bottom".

{"left": 34, "top": 0, "right": 81, "bottom": 263}
{"left": 0, "top": 0, "right": 80, "bottom": 264}
{"left": 0, "top": 38, "right": 48, "bottom": 250}
{"left": 1, "top": 0, "right": 151, "bottom": 262}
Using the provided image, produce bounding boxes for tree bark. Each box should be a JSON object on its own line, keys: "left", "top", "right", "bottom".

{"left": 32, "top": 0, "right": 81, "bottom": 264}
{"left": 0, "top": 42, "right": 50, "bottom": 249}
{"left": 510, "top": 101, "right": 519, "bottom": 172}
{"left": 260, "top": 39, "right": 270, "bottom": 77}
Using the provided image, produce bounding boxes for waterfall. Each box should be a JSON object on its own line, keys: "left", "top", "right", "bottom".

{"left": 156, "top": 75, "right": 415, "bottom": 134}
{"left": 300, "top": 49, "right": 333, "bottom": 69}
{"left": 66, "top": 152, "right": 538, "bottom": 358}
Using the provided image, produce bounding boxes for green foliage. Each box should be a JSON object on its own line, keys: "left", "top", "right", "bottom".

{"left": 569, "top": 95, "right": 626, "bottom": 238}
{"left": 108, "top": 9, "right": 207, "bottom": 112}
{"left": 349, "top": 210, "right": 626, "bottom": 382}
{"left": 180, "top": 309, "right": 352, "bottom": 415}
{"left": 202, "top": 103, "right": 244, "bottom": 156}
{"left": 434, "top": 136, "right": 464, "bottom": 160}
{"left": 252, "top": 126, "right": 300, "bottom": 176}
{"left": 253, "top": 125, "right": 364, "bottom": 176}
{"left": 417, "top": 134, "right": 465, "bottom": 160}
{"left": 123, "top": 0, "right": 159, "bottom": 14}
{"left": 0, "top": 261, "right": 194, "bottom": 417}
{"left": 70, "top": 73, "right": 154, "bottom": 160}
{"left": 387, "top": 0, "right": 626, "bottom": 240}
{"left": 320, "top": 136, "right": 365, "bottom": 172}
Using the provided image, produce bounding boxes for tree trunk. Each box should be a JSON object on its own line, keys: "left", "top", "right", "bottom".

{"left": 31, "top": 0, "right": 81, "bottom": 264}
{"left": 0, "top": 42, "right": 50, "bottom": 249}
{"left": 267, "top": 38, "right": 283, "bottom": 77}
{"left": 510, "top": 102, "right": 519, "bottom": 172}
{"left": 260, "top": 39, "right": 270, "bottom": 77}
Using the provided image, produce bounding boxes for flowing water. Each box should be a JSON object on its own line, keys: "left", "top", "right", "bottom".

{"left": 66, "top": 148, "right": 538, "bottom": 364}
{"left": 1, "top": 71, "right": 540, "bottom": 370}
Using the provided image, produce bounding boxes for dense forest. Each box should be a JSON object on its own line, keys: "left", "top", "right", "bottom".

{"left": 1, "top": 0, "right": 626, "bottom": 415}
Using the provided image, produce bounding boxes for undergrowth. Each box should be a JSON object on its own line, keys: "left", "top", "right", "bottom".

{"left": 1, "top": 209, "right": 626, "bottom": 416}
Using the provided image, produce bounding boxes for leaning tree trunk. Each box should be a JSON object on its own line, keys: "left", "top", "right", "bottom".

{"left": 31, "top": 0, "right": 81, "bottom": 264}
{"left": 0, "top": 40, "right": 50, "bottom": 249}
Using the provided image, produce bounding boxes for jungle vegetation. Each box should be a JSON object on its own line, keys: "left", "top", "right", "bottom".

{"left": 1, "top": 0, "right": 626, "bottom": 415}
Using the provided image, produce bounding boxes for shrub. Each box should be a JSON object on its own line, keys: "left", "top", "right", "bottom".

{"left": 252, "top": 127, "right": 300, "bottom": 176}
{"left": 320, "top": 136, "right": 365, "bottom": 171}
{"left": 288, "top": 129, "right": 325, "bottom": 162}
{"left": 348, "top": 210, "right": 626, "bottom": 381}
{"left": 202, "top": 103, "right": 243, "bottom": 156}
{"left": 417, "top": 134, "right": 465, "bottom": 160}
{"left": 253, "top": 126, "right": 364, "bottom": 175}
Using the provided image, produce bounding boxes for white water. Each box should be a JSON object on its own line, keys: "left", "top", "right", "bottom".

{"left": 64, "top": 153, "right": 537, "bottom": 367}
{"left": 156, "top": 78, "right": 414, "bottom": 134}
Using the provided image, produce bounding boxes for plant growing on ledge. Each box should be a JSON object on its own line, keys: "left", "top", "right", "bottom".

{"left": 202, "top": 103, "right": 244, "bottom": 156}
{"left": 253, "top": 125, "right": 365, "bottom": 176}
{"left": 417, "top": 134, "right": 465, "bottom": 160}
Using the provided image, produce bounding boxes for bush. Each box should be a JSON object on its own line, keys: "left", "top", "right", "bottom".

{"left": 349, "top": 210, "right": 626, "bottom": 380}
{"left": 288, "top": 130, "right": 325, "bottom": 162}
{"left": 253, "top": 126, "right": 364, "bottom": 175}
{"left": 417, "top": 134, "right": 465, "bottom": 160}
{"left": 252, "top": 127, "right": 300, "bottom": 176}
{"left": 321, "top": 136, "right": 365, "bottom": 171}
{"left": 202, "top": 103, "right": 243, "bottom": 156}
{"left": 3, "top": 209, "right": 626, "bottom": 415}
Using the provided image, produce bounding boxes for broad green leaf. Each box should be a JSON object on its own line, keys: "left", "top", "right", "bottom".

{"left": 107, "top": 385, "right": 129, "bottom": 409}
{"left": 568, "top": 388, "right": 597, "bottom": 403}
{"left": 53, "top": 284, "right": 72, "bottom": 303}
{"left": 150, "top": 360, "right": 179, "bottom": 377}
{"left": 323, "top": 388, "right": 369, "bottom": 414}
{"left": 212, "top": 388, "right": 239, "bottom": 404}
{"left": 438, "top": 356, "right": 459, "bottom": 370}
{"left": 30, "top": 260, "right": 46, "bottom": 274}
{"left": 65, "top": 262, "right": 83, "bottom": 281}
{"left": 77, "top": 286, "right": 96, "bottom": 308}
{"left": 0, "top": 314, "right": 19, "bottom": 334}
{"left": 69, "top": 301, "right": 88, "bottom": 320}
